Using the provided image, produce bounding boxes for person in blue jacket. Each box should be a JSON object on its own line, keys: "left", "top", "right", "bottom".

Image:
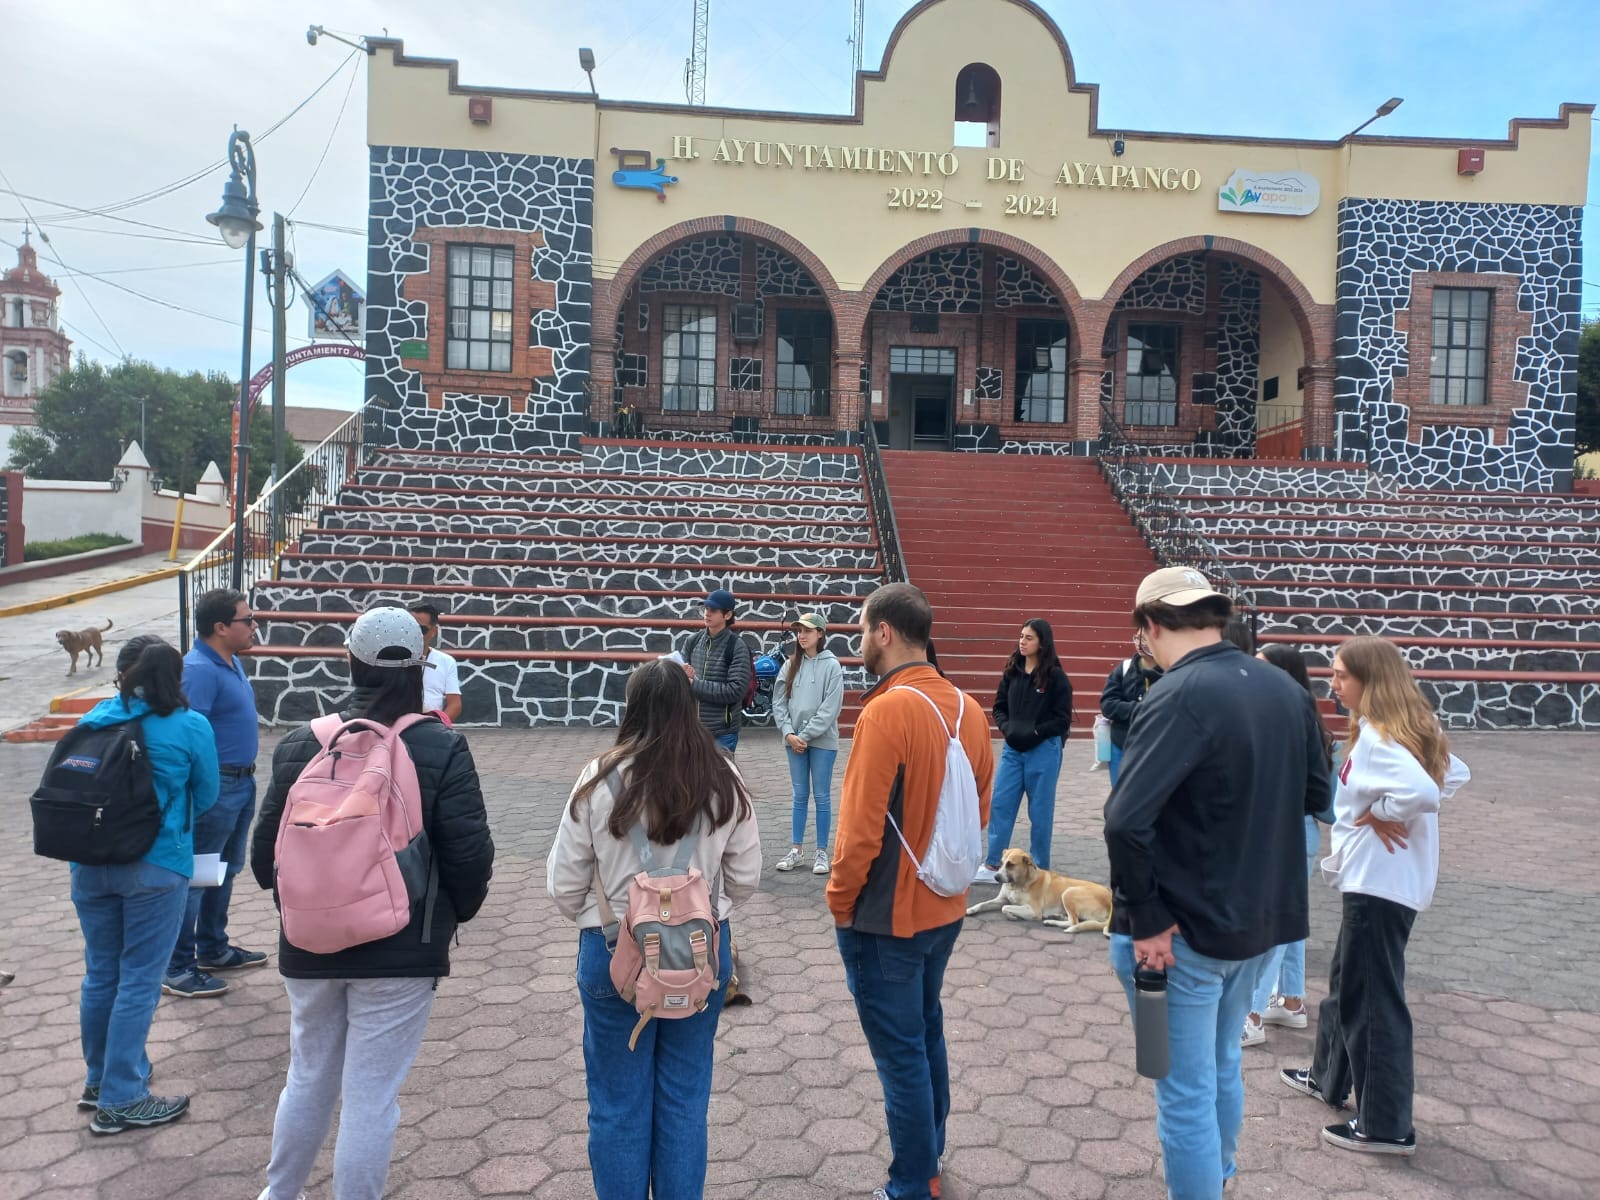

{"left": 71, "top": 636, "right": 219, "bottom": 1135}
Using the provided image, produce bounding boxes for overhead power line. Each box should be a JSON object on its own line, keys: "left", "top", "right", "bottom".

{"left": 287, "top": 51, "right": 362, "bottom": 217}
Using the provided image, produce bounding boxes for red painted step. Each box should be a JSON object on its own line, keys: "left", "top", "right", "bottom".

{"left": 882, "top": 452, "right": 1159, "bottom": 738}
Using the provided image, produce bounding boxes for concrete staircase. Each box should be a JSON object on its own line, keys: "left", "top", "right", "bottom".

{"left": 248, "top": 440, "right": 880, "bottom": 727}
{"left": 882, "top": 453, "right": 1158, "bottom": 737}
{"left": 1167, "top": 474, "right": 1600, "bottom": 729}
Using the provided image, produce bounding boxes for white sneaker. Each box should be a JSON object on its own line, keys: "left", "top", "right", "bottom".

{"left": 812, "top": 850, "right": 831, "bottom": 876}
{"left": 1241, "top": 1013, "right": 1266, "bottom": 1047}
{"left": 258, "top": 1188, "right": 306, "bottom": 1200}
{"left": 1262, "top": 997, "right": 1309, "bottom": 1028}
{"left": 775, "top": 848, "right": 803, "bottom": 873}
{"left": 971, "top": 862, "right": 1000, "bottom": 886}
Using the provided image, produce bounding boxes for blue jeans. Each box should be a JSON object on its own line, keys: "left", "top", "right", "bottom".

{"left": 714, "top": 730, "right": 738, "bottom": 754}
{"left": 786, "top": 744, "right": 837, "bottom": 848}
{"left": 1108, "top": 743, "right": 1124, "bottom": 785}
{"left": 986, "top": 738, "right": 1062, "bottom": 869}
{"left": 577, "top": 922, "right": 733, "bottom": 1200}
{"left": 1111, "top": 933, "right": 1268, "bottom": 1200}
{"left": 1251, "top": 817, "right": 1323, "bottom": 1012}
{"left": 169, "top": 773, "right": 256, "bottom": 974}
{"left": 72, "top": 860, "right": 189, "bottom": 1107}
{"left": 836, "top": 919, "right": 961, "bottom": 1200}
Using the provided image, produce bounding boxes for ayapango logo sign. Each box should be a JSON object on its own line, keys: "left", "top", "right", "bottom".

{"left": 1218, "top": 168, "right": 1320, "bottom": 216}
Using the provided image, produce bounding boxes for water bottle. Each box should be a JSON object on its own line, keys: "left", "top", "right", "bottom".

{"left": 1133, "top": 967, "right": 1169, "bottom": 1079}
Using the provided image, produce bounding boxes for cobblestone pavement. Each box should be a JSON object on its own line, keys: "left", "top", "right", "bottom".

{"left": 2, "top": 727, "right": 1597, "bottom": 1199}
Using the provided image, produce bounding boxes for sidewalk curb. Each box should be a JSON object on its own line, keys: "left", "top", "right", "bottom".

{"left": 0, "top": 565, "right": 181, "bottom": 621}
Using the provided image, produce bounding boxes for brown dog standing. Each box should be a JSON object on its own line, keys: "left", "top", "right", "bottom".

{"left": 56, "top": 619, "right": 113, "bottom": 675}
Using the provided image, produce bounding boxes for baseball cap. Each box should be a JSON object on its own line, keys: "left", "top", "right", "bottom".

{"left": 1135, "top": 566, "right": 1220, "bottom": 609}
{"left": 347, "top": 606, "right": 433, "bottom": 669}
{"left": 705, "top": 589, "right": 736, "bottom": 612}
{"left": 790, "top": 613, "right": 826, "bottom": 632}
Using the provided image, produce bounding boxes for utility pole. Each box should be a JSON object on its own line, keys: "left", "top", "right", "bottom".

{"left": 266, "top": 212, "right": 291, "bottom": 552}
{"left": 685, "top": 0, "right": 709, "bottom": 105}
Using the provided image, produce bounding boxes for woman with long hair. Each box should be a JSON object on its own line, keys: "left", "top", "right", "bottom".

{"left": 547, "top": 658, "right": 761, "bottom": 1199}
{"left": 251, "top": 607, "right": 494, "bottom": 1200}
{"left": 977, "top": 617, "right": 1074, "bottom": 880}
{"left": 1241, "top": 644, "right": 1335, "bottom": 1048}
{"left": 772, "top": 613, "right": 844, "bottom": 876}
{"left": 1281, "top": 635, "right": 1469, "bottom": 1157}
{"left": 71, "top": 637, "right": 219, "bottom": 1134}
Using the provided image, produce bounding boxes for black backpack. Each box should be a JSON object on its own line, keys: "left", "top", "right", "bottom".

{"left": 31, "top": 719, "right": 163, "bottom": 865}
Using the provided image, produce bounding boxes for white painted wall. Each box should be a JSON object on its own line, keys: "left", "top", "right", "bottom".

{"left": 20, "top": 480, "right": 143, "bottom": 543}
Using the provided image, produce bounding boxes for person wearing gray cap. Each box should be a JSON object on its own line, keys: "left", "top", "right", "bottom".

{"left": 772, "top": 613, "right": 844, "bottom": 876}
{"left": 249, "top": 607, "right": 495, "bottom": 1200}
{"left": 1103, "top": 567, "right": 1331, "bottom": 1200}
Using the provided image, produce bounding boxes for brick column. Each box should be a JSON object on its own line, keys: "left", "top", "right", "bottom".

{"left": 1301, "top": 361, "right": 1337, "bottom": 456}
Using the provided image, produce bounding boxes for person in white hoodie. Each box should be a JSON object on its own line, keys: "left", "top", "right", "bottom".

{"left": 1281, "top": 636, "right": 1469, "bottom": 1158}
{"left": 546, "top": 659, "right": 761, "bottom": 1199}
{"left": 771, "top": 613, "right": 845, "bottom": 876}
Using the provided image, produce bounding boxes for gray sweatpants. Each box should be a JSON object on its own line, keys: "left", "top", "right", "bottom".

{"left": 264, "top": 976, "right": 436, "bottom": 1200}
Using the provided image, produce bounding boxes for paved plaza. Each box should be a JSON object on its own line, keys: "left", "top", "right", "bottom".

{"left": 1, "top": 725, "right": 1597, "bottom": 1199}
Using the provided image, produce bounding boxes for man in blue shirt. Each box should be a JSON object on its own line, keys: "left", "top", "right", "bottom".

{"left": 164, "top": 588, "right": 268, "bottom": 996}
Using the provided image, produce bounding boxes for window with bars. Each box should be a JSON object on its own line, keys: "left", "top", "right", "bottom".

{"left": 775, "top": 309, "right": 832, "bottom": 416}
{"left": 446, "top": 245, "right": 514, "bottom": 372}
{"left": 1429, "top": 287, "right": 1490, "bottom": 406}
{"left": 1124, "top": 323, "right": 1180, "bottom": 426}
{"left": 662, "top": 304, "right": 717, "bottom": 411}
{"left": 1013, "top": 318, "right": 1069, "bottom": 423}
{"left": 888, "top": 346, "right": 956, "bottom": 375}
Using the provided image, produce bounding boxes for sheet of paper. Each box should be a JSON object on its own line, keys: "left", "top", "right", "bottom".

{"left": 191, "top": 853, "right": 227, "bottom": 888}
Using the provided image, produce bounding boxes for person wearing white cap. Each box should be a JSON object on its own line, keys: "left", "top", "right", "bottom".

{"left": 772, "top": 613, "right": 844, "bottom": 876}
{"left": 1102, "top": 568, "right": 1331, "bottom": 1200}
{"left": 249, "top": 607, "right": 495, "bottom": 1200}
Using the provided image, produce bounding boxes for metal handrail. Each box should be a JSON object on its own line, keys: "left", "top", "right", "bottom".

{"left": 178, "top": 398, "right": 390, "bottom": 650}
{"left": 1096, "top": 393, "right": 1257, "bottom": 629}
{"left": 858, "top": 416, "right": 907, "bottom": 584}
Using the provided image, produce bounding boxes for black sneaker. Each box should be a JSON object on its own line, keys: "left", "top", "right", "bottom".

{"left": 196, "top": 946, "right": 268, "bottom": 971}
{"left": 1322, "top": 1118, "right": 1416, "bottom": 1156}
{"left": 1279, "top": 1067, "right": 1350, "bottom": 1109}
{"left": 162, "top": 968, "right": 229, "bottom": 998}
{"left": 89, "top": 1093, "right": 189, "bottom": 1135}
{"left": 78, "top": 1067, "right": 154, "bottom": 1111}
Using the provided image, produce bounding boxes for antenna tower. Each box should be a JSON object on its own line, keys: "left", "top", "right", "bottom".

{"left": 685, "top": 0, "right": 710, "bottom": 105}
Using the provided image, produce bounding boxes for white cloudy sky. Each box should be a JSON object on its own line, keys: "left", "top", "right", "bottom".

{"left": 4, "top": 0, "right": 1597, "bottom": 415}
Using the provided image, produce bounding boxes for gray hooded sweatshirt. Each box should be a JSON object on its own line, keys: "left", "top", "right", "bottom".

{"left": 772, "top": 648, "right": 844, "bottom": 751}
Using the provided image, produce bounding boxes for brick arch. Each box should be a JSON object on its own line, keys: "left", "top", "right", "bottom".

{"left": 592, "top": 216, "right": 845, "bottom": 352}
{"left": 841, "top": 228, "right": 1088, "bottom": 351}
{"left": 1096, "top": 235, "right": 1330, "bottom": 366}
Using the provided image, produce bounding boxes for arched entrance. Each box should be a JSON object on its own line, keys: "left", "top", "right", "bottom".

{"left": 592, "top": 219, "right": 844, "bottom": 439}
{"left": 1094, "top": 237, "right": 1332, "bottom": 458}
{"left": 850, "top": 230, "right": 1087, "bottom": 450}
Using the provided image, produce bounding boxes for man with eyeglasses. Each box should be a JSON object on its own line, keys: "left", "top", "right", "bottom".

{"left": 409, "top": 601, "right": 462, "bottom": 723}
{"left": 1098, "top": 628, "right": 1164, "bottom": 786}
{"left": 164, "top": 589, "right": 268, "bottom": 997}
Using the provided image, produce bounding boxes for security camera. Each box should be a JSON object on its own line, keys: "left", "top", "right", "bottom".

{"left": 306, "top": 25, "right": 320, "bottom": 46}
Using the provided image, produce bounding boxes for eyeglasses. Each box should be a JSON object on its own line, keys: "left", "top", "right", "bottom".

{"left": 228, "top": 616, "right": 259, "bottom": 626}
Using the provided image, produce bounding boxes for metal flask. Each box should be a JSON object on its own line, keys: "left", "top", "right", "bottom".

{"left": 1133, "top": 967, "right": 1170, "bottom": 1079}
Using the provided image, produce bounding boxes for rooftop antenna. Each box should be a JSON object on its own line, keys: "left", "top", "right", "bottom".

{"left": 848, "top": 0, "right": 864, "bottom": 108}
{"left": 685, "top": 0, "right": 709, "bottom": 105}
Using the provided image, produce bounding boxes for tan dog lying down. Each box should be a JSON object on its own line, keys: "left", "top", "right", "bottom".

{"left": 966, "top": 848, "right": 1113, "bottom": 936}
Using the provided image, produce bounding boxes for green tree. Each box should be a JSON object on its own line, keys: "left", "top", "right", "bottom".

{"left": 1577, "top": 319, "right": 1599, "bottom": 460}
{"left": 8, "top": 359, "right": 305, "bottom": 497}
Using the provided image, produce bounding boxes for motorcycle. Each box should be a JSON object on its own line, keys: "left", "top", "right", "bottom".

{"left": 741, "top": 632, "right": 794, "bottom": 724}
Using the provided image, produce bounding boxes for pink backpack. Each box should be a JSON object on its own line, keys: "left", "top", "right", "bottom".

{"left": 274, "top": 713, "right": 437, "bottom": 955}
{"left": 594, "top": 772, "right": 721, "bottom": 1050}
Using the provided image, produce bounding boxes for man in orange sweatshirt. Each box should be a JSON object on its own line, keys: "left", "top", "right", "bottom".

{"left": 827, "top": 583, "right": 995, "bottom": 1200}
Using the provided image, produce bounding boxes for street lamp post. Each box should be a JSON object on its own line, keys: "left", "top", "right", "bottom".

{"left": 207, "top": 128, "right": 263, "bottom": 592}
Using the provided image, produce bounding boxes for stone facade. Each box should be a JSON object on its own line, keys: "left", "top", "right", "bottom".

{"left": 1335, "top": 198, "right": 1584, "bottom": 491}
{"left": 365, "top": 146, "right": 593, "bottom": 452}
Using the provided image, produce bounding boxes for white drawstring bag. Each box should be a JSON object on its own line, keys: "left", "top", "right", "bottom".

{"left": 884, "top": 686, "right": 985, "bottom": 897}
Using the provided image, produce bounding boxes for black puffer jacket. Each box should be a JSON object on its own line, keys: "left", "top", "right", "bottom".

{"left": 1099, "top": 656, "right": 1164, "bottom": 748}
{"left": 250, "top": 697, "right": 495, "bottom": 979}
{"left": 992, "top": 665, "right": 1073, "bottom": 753}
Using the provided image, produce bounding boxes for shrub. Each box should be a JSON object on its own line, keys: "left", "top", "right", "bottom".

{"left": 22, "top": 533, "right": 132, "bottom": 562}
